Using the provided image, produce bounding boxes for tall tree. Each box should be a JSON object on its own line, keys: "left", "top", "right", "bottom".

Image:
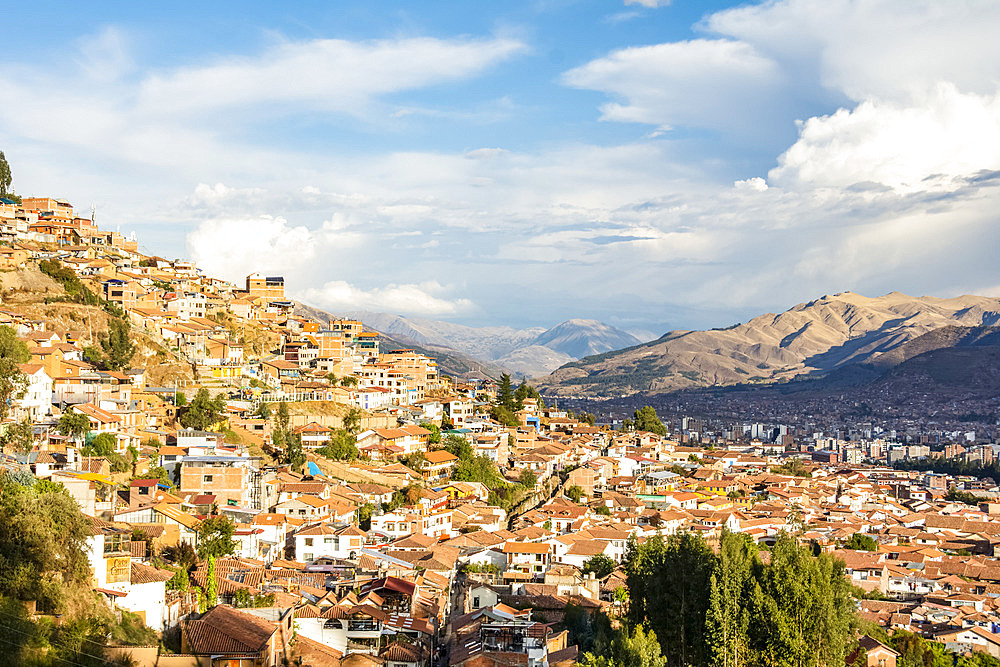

{"left": 705, "top": 532, "right": 757, "bottom": 667}
{"left": 0, "top": 326, "right": 29, "bottom": 423}
{"left": 271, "top": 401, "right": 291, "bottom": 449}
{"left": 0, "top": 151, "right": 11, "bottom": 197}
{"left": 100, "top": 317, "right": 137, "bottom": 371}
{"left": 496, "top": 373, "right": 515, "bottom": 411}
{"left": 632, "top": 406, "right": 668, "bottom": 436}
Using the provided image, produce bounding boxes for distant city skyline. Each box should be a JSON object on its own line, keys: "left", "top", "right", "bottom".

{"left": 1, "top": 0, "right": 998, "bottom": 334}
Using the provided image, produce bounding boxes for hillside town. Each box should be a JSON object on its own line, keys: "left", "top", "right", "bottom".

{"left": 3, "top": 196, "right": 1000, "bottom": 666}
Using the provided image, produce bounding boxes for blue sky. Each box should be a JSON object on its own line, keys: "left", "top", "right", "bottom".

{"left": 2, "top": 1, "right": 999, "bottom": 337}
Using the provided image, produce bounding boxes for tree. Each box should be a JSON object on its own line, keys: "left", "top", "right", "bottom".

{"left": 271, "top": 401, "right": 291, "bottom": 450}
{"left": 358, "top": 503, "right": 375, "bottom": 530}
{"left": 567, "top": 485, "right": 584, "bottom": 503}
{"left": 254, "top": 401, "right": 270, "bottom": 420}
{"left": 579, "top": 623, "right": 667, "bottom": 667}
{"left": 0, "top": 151, "right": 12, "bottom": 197}
{"left": 197, "top": 516, "right": 237, "bottom": 559}
{"left": 595, "top": 505, "right": 612, "bottom": 516}
{"left": 519, "top": 468, "right": 538, "bottom": 488}
{"left": 205, "top": 556, "right": 218, "bottom": 608}
{"left": 99, "top": 317, "right": 137, "bottom": 371}
{"left": 583, "top": 554, "right": 617, "bottom": 579}
{"left": 0, "top": 418, "right": 33, "bottom": 454}
{"left": 341, "top": 407, "right": 363, "bottom": 434}
{"left": 285, "top": 431, "right": 305, "bottom": 473}
{"left": 175, "top": 391, "right": 187, "bottom": 407}
{"left": 0, "top": 474, "right": 91, "bottom": 612}
{"left": 0, "top": 326, "right": 29, "bottom": 423}
{"left": 58, "top": 408, "right": 91, "bottom": 445}
{"left": 340, "top": 376, "right": 359, "bottom": 388}
{"left": 180, "top": 388, "right": 226, "bottom": 430}
{"left": 496, "top": 373, "right": 515, "bottom": 412}
{"left": 87, "top": 432, "right": 117, "bottom": 456}
{"left": 317, "top": 429, "right": 360, "bottom": 461}
{"left": 632, "top": 406, "right": 667, "bottom": 436}
{"left": 443, "top": 433, "right": 473, "bottom": 461}
{"left": 844, "top": 533, "right": 878, "bottom": 551}
{"left": 420, "top": 421, "right": 442, "bottom": 444}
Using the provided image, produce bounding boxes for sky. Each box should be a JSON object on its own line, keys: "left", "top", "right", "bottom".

{"left": 2, "top": 1, "right": 999, "bottom": 338}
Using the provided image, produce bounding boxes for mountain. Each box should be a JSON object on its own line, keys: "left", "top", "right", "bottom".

{"left": 293, "top": 303, "right": 507, "bottom": 380}
{"left": 531, "top": 319, "right": 643, "bottom": 358}
{"left": 338, "top": 311, "right": 641, "bottom": 377}
{"left": 537, "top": 291, "right": 1000, "bottom": 397}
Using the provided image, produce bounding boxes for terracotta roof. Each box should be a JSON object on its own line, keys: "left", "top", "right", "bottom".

{"left": 185, "top": 605, "right": 276, "bottom": 655}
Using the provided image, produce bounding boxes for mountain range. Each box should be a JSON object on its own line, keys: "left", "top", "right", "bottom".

{"left": 293, "top": 305, "right": 643, "bottom": 379}
{"left": 536, "top": 291, "right": 1000, "bottom": 397}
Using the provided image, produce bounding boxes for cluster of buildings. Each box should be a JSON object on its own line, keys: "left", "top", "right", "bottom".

{"left": 5, "top": 196, "right": 1000, "bottom": 664}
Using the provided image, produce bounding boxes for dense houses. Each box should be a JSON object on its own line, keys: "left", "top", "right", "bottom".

{"left": 3, "top": 195, "right": 1000, "bottom": 664}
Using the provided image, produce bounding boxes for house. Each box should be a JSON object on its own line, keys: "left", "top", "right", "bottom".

{"left": 502, "top": 542, "right": 551, "bottom": 582}
{"left": 847, "top": 636, "right": 899, "bottom": 667}
{"left": 422, "top": 450, "right": 459, "bottom": 481}
{"left": 183, "top": 604, "right": 292, "bottom": 666}
{"left": 295, "top": 523, "right": 367, "bottom": 562}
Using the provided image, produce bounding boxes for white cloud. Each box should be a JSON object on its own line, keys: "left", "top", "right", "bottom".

{"left": 624, "top": 0, "right": 669, "bottom": 7}
{"left": 300, "top": 280, "right": 474, "bottom": 317}
{"left": 563, "top": 39, "right": 779, "bottom": 132}
{"left": 137, "top": 36, "right": 526, "bottom": 117}
{"left": 186, "top": 214, "right": 316, "bottom": 282}
{"left": 770, "top": 85, "right": 1000, "bottom": 190}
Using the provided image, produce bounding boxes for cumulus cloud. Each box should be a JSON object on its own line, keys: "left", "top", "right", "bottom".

{"left": 186, "top": 214, "right": 317, "bottom": 282}
{"left": 770, "top": 85, "right": 1000, "bottom": 190}
{"left": 300, "top": 280, "right": 474, "bottom": 317}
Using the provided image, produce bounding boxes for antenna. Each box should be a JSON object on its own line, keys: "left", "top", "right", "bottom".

{"left": 91, "top": 204, "right": 96, "bottom": 223}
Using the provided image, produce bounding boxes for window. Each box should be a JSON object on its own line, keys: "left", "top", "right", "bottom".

{"left": 304, "top": 553, "right": 313, "bottom": 562}
{"left": 305, "top": 538, "right": 314, "bottom": 547}
{"left": 203, "top": 475, "right": 213, "bottom": 483}
{"left": 473, "top": 596, "right": 480, "bottom": 608}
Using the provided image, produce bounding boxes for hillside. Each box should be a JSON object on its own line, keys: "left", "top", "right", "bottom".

{"left": 537, "top": 291, "right": 1000, "bottom": 397}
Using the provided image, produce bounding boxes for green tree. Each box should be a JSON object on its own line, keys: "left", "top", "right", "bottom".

{"left": 567, "top": 485, "right": 584, "bottom": 503}
{"left": 254, "top": 400, "right": 270, "bottom": 419}
{"left": 317, "top": 429, "right": 360, "bottom": 461}
{"left": 205, "top": 556, "right": 218, "bottom": 608}
{"left": 341, "top": 407, "right": 363, "bottom": 434}
{"left": 358, "top": 502, "right": 375, "bottom": 530}
{"left": 0, "top": 151, "right": 12, "bottom": 197}
{"left": 583, "top": 554, "right": 617, "bottom": 579}
{"left": 0, "top": 418, "right": 34, "bottom": 454}
{"left": 443, "top": 433, "right": 473, "bottom": 461}
{"left": 180, "top": 388, "right": 226, "bottom": 430}
{"left": 519, "top": 468, "right": 538, "bottom": 488}
{"left": 197, "top": 516, "right": 237, "bottom": 559}
{"left": 496, "top": 373, "right": 515, "bottom": 411}
{"left": 87, "top": 432, "right": 117, "bottom": 456}
{"left": 285, "top": 431, "right": 305, "bottom": 473}
{"left": 271, "top": 401, "right": 291, "bottom": 449}
{"left": 0, "top": 475, "right": 91, "bottom": 612}
{"left": 0, "top": 326, "right": 29, "bottom": 423}
{"left": 100, "top": 316, "right": 137, "bottom": 371}
{"left": 705, "top": 532, "right": 756, "bottom": 667}
{"left": 340, "top": 375, "right": 359, "bottom": 388}
{"left": 580, "top": 623, "right": 667, "bottom": 667}
{"left": 632, "top": 406, "right": 667, "bottom": 436}
{"left": 420, "top": 421, "right": 442, "bottom": 444}
{"left": 844, "top": 533, "right": 878, "bottom": 551}
{"left": 57, "top": 408, "right": 91, "bottom": 445}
